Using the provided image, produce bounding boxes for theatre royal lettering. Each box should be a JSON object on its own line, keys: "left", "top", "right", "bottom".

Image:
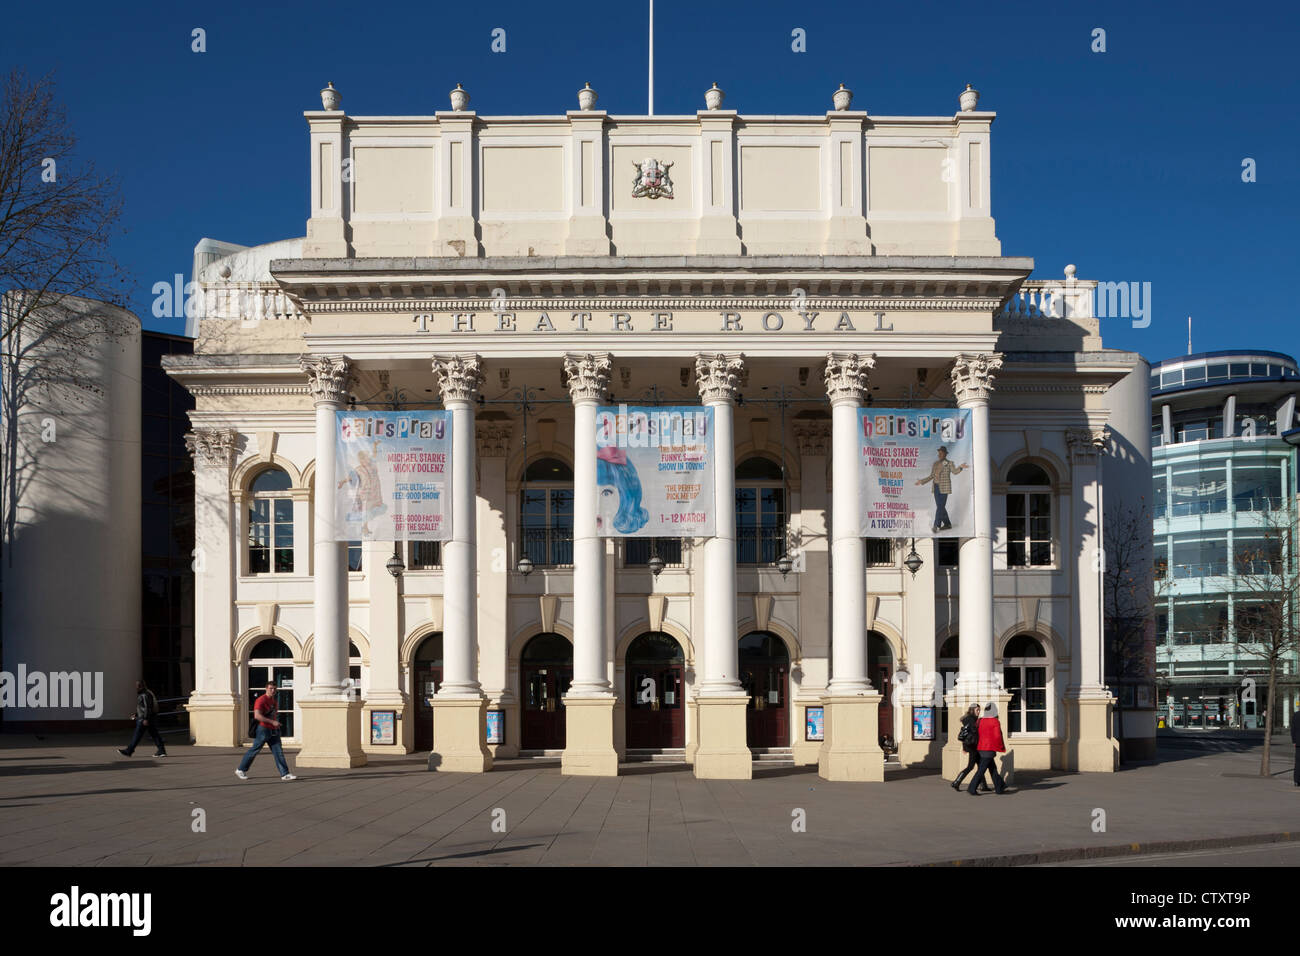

{"left": 408, "top": 310, "right": 896, "bottom": 334}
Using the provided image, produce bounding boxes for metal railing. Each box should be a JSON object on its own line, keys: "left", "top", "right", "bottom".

{"left": 519, "top": 526, "right": 574, "bottom": 568}
{"left": 737, "top": 526, "right": 785, "bottom": 566}
{"left": 155, "top": 696, "right": 192, "bottom": 736}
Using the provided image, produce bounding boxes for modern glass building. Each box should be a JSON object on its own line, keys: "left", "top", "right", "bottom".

{"left": 1151, "top": 350, "right": 1300, "bottom": 729}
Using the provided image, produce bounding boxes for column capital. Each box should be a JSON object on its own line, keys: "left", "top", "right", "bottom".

{"left": 184, "top": 428, "right": 239, "bottom": 468}
{"left": 433, "top": 354, "right": 484, "bottom": 404}
{"left": 563, "top": 352, "right": 612, "bottom": 402}
{"left": 300, "top": 354, "right": 354, "bottom": 406}
{"left": 695, "top": 352, "right": 745, "bottom": 403}
{"left": 823, "top": 352, "right": 875, "bottom": 404}
{"left": 1066, "top": 425, "right": 1110, "bottom": 462}
{"left": 951, "top": 352, "right": 1003, "bottom": 405}
{"left": 476, "top": 419, "right": 514, "bottom": 458}
{"left": 793, "top": 416, "right": 832, "bottom": 456}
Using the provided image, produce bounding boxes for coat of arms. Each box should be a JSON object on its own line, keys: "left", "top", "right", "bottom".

{"left": 632, "top": 157, "right": 674, "bottom": 199}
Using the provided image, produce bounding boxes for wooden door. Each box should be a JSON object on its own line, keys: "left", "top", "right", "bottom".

{"left": 744, "top": 662, "right": 789, "bottom": 747}
{"left": 413, "top": 665, "right": 442, "bottom": 752}
{"left": 522, "top": 664, "right": 571, "bottom": 750}
{"left": 626, "top": 663, "right": 685, "bottom": 748}
{"left": 877, "top": 664, "right": 894, "bottom": 743}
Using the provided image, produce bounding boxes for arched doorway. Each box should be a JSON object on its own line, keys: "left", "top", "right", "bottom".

{"left": 625, "top": 632, "right": 685, "bottom": 748}
{"left": 868, "top": 631, "right": 895, "bottom": 745}
{"left": 938, "top": 634, "right": 959, "bottom": 734}
{"left": 739, "top": 631, "right": 790, "bottom": 747}
{"left": 247, "top": 638, "right": 295, "bottom": 739}
{"left": 521, "top": 632, "right": 573, "bottom": 750}
{"left": 412, "top": 633, "right": 443, "bottom": 752}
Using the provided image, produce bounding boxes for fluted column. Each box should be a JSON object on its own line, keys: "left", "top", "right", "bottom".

{"left": 818, "top": 352, "right": 884, "bottom": 782}
{"left": 429, "top": 354, "right": 491, "bottom": 772}
{"left": 184, "top": 428, "right": 240, "bottom": 746}
{"left": 692, "top": 352, "right": 752, "bottom": 779}
{"left": 561, "top": 353, "right": 619, "bottom": 776}
{"left": 943, "top": 352, "right": 1007, "bottom": 781}
{"left": 297, "top": 355, "right": 365, "bottom": 768}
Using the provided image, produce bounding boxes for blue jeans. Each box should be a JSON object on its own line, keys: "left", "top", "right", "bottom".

{"left": 238, "top": 725, "right": 290, "bottom": 776}
{"left": 125, "top": 718, "right": 166, "bottom": 755}
{"left": 933, "top": 487, "right": 951, "bottom": 529}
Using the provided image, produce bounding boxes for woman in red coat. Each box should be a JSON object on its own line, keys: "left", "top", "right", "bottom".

{"left": 967, "top": 701, "right": 1008, "bottom": 795}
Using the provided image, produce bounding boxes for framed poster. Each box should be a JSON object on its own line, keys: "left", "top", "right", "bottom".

{"left": 912, "top": 706, "right": 935, "bottom": 740}
{"left": 805, "top": 706, "right": 825, "bottom": 742}
{"left": 485, "top": 710, "right": 504, "bottom": 745}
{"left": 1136, "top": 684, "right": 1152, "bottom": 709}
{"left": 370, "top": 710, "right": 396, "bottom": 746}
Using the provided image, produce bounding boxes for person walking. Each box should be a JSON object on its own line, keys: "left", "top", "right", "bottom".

{"left": 236, "top": 681, "right": 297, "bottom": 781}
{"left": 117, "top": 680, "right": 167, "bottom": 758}
{"left": 951, "top": 704, "right": 989, "bottom": 792}
{"left": 967, "top": 701, "right": 1009, "bottom": 795}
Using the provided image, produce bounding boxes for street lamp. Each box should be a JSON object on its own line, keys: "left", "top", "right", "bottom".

{"left": 647, "top": 553, "right": 665, "bottom": 577}
{"left": 776, "top": 553, "right": 794, "bottom": 577}
{"left": 904, "top": 538, "right": 923, "bottom": 577}
{"left": 517, "top": 554, "right": 534, "bottom": 577}
{"left": 386, "top": 547, "right": 405, "bottom": 578}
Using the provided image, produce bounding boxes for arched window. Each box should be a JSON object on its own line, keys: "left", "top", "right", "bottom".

{"left": 521, "top": 457, "right": 574, "bottom": 567}
{"left": 1006, "top": 462, "right": 1052, "bottom": 567}
{"left": 249, "top": 468, "right": 294, "bottom": 574}
{"left": 735, "top": 456, "right": 786, "bottom": 565}
{"left": 347, "top": 641, "right": 363, "bottom": 699}
{"left": 1002, "top": 633, "right": 1048, "bottom": 734}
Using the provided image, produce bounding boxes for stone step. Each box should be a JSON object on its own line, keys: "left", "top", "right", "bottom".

{"left": 624, "top": 748, "right": 687, "bottom": 763}
{"left": 516, "top": 749, "right": 564, "bottom": 758}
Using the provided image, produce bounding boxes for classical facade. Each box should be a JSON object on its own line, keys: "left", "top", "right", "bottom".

{"left": 164, "top": 82, "right": 1150, "bottom": 778}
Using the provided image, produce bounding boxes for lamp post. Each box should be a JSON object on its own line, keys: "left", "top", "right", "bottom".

{"left": 386, "top": 547, "right": 405, "bottom": 578}
{"left": 904, "top": 538, "right": 923, "bottom": 577}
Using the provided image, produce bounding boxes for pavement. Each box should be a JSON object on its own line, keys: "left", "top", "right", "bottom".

{"left": 0, "top": 732, "right": 1296, "bottom": 866}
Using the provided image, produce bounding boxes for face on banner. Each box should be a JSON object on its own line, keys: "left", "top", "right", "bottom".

{"left": 334, "top": 411, "right": 452, "bottom": 541}
{"left": 859, "top": 408, "right": 974, "bottom": 538}
{"left": 594, "top": 405, "right": 715, "bottom": 537}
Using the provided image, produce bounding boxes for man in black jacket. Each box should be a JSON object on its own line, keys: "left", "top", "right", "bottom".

{"left": 118, "top": 680, "right": 167, "bottom": 758}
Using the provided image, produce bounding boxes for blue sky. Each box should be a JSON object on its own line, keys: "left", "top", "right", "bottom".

{"left": 3, "top": 0, "right": 1296, "bottom": 364}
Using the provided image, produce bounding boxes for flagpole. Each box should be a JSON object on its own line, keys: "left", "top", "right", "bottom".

{"left": 1187, "top": 315, "right": 1192, "bottom": 355}
{"left": 648, "top": 0, "right": 654, "bottom": 115}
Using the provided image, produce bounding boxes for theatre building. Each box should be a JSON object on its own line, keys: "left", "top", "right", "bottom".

{"left": 165, "top": 82, "right": 1152, "bottom": 779}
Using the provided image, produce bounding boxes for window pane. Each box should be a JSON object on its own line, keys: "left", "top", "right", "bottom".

{"left": 1026, "top": 710, "right": 1047, "bottom": 733}
{"left": 1008, "top": 541, "right": 1026, "bottom": 567}
{"left": 273, "top": 499, "right": 293, "bottom": 522}
{"left": 273, "top": 548, "right": 294, "bottom": 573}
{"left": 250, "top": 548, "right": 269, "bottom": 574}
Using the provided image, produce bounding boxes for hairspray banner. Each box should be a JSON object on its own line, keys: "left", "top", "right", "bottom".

{"left": 334, "top": 411, "right": 453, "bottom": 541}
{"left": 859, "top": 408, "right": 973, "bottom": 537}
{"left": 594, "top": 405, "right": 715, "bottom": 537}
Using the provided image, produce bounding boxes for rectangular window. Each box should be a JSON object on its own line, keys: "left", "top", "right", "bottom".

{"left": 347, "top": 541, "right": 362, "bottom": 572}
{"left": 937, "top": 539, "right": 959, "bottom": 567}
{"left": 1007, "top": 493, "right": 1052, "bottom": 567}
{"left": 736, "top": 486, "right": 785, "bottom": 565}
{"left": 865, "top": 538, "right": 893, "bottom": 565}
{"left": 408, "top": 540, "right": 441, "bottom": 569}
{"left": 625, "top": 538, "right": 683, "bottom": 567}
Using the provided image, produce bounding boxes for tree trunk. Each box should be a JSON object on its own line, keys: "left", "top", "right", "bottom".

{"left": 1262, "top": 659, "right": 1278, "bottom": 777}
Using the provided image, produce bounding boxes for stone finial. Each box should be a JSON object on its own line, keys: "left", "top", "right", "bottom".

{"left": 832, "top": 83, "right": 853, "bottom": 112}
{"left": 823, "top": 352, "right": 875, "bottom": 403}
{"left": 563, "top": 352, "right": 613, "bottom": 402}
{"left": 300, "top": 355, "right": 354, "bottom": 406}
{"left": 959, "top": 84, "right": 980, "bottom": 112}
{"left": 695, "top": 353, "right": 746, "bottom": 403}
{"left": 320, "top": 81, "right": 341, "bottom": 111}
{"left": 950, "top": 352, "right": 1003, "bottom": 405}
{"left": 577, "top": 82, "right": 598, "bottom": 111}
{"left": 450, "top": 83, "right": 470, "bottom": 111}
{"left": 1064, "top": 263, "right": 1077, "bottom": 280}
{"left": 432, "top": 354, "right": 483, "bottom": 404}
{"left": 184, "top": 428, "right": 239, "bottom": 467}
{"left": 704, "top": 83, "right": 725, "bottom": 111}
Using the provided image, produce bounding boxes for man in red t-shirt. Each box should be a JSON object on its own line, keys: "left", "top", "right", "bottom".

{"left": 235, "top": 682, "right": 296, "bottom": 780}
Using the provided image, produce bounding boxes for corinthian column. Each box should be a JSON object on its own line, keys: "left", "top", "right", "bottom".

{"left": 818, "top": 352, "right": 885, "bottom": 782}
{"left": 184, "top": 428, "right": 240, "bottom": 746}
{"left": 943, "top": 352, "right": 1007, "bottom": 780}
{"left": 429, "top": 354, "right": 492, "bottom": 772}
{"left": 692, "top": 352, "right": 752, "bottom": 780}
{"left": 561, "top": 352, "right": 619, "bottom": 775}
{"left": 297, "top": 354, "right": 366, "bottom": 768}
